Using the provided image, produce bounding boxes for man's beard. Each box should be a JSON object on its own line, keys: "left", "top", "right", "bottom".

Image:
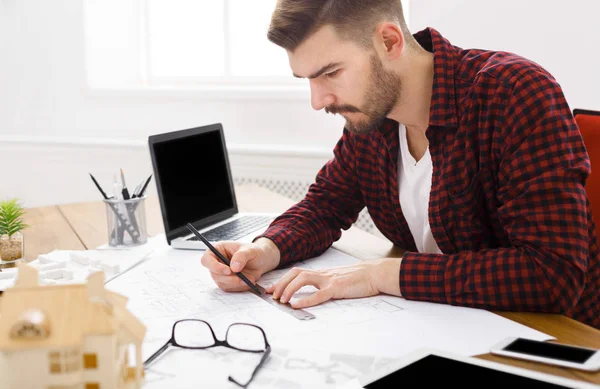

{"left": 326, "top": 55, "right": 401, "bottom": 135}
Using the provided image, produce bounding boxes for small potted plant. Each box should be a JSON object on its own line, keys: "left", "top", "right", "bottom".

{"left": 0, "top": 198, "right": 28, "bottom": 264}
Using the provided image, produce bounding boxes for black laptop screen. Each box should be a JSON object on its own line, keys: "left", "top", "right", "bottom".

{"left": 151, "top": 128, "right": 235, "bottom": 233}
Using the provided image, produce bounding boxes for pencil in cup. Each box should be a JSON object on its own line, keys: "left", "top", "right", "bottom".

{"left": 104, "top": 196, "right": 148, "bottom": 247}
{"left": 107, "top": 201, "right": 138, "bottom": 246}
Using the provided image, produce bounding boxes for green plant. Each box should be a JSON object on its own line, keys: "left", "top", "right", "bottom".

{"left": 0, "top": 199, "right": 28, "bottom": 238}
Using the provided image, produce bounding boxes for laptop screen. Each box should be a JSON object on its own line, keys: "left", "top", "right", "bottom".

{"left": 150, "top": 125, "right": 236, "bottom": 234}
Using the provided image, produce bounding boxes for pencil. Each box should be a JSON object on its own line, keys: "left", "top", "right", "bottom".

{"left": 185, "top": 223, "right": 262, "bottom": 296}
{"left": 89, "top": 173, "right": 109, "bottom": 199}
{"left": 137, "top": 174, "right": 153, "bottom": 198}
{"left": 120, "top": 168, "right": 130, "bottom": 200}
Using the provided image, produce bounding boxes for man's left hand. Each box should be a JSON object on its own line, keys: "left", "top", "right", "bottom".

{"left": 265, "top": 257, "right": 403, "bottom": 309}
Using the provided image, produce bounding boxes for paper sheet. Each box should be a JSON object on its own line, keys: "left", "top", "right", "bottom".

{"left": 105, "top": 241, "right": 554, "bottom": 388}
{"left": 143, "top": 346, "right": 397, "bottom": 389}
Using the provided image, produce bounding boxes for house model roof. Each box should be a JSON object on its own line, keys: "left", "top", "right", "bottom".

{"left": 0, "top": 265, "right": 145, "bottom": 351}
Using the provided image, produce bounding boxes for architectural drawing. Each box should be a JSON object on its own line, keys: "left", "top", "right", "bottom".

{"left": 106, "top": 248, "right": 416, "bottom": 366}
{"left": 106, "top": 245, "right": 553, "bottom": 387}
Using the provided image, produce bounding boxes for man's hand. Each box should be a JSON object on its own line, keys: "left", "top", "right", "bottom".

{"left": 200, "top": 238, "right": 280, "bottom": 292}
{"left": 266, "top": 257, "right": 403, "bottom": 308}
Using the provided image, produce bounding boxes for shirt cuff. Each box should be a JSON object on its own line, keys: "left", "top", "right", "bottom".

{"left": 253, "top": 224, "right": 305, "bottom": 268}
{"left": 399, "top": 252, "right": 447, "bottom": 303}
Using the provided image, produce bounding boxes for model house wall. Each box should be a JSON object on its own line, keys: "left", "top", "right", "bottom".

{"left": 0, "top": 266, "right": 146, "bottom": 389}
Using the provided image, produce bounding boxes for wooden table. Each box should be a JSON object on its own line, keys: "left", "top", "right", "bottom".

{"left": 8, "top": 185, "right": 600, "bottom": 384}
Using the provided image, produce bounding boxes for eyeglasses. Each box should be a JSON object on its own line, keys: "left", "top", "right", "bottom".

{"left": 144, "top": 319, "right": 271, "bottom": 388}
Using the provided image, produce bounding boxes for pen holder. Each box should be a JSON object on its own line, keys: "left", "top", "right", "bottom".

{"left": 103, "top": 196, "right": 148, "bottom": 248}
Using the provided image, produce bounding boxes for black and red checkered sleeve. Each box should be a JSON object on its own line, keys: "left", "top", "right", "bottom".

{"left": 400, "top": 71, "right": 591, "bottom": 314}
{"left": 255, "top": 129, "right": 365, "bottom": 266}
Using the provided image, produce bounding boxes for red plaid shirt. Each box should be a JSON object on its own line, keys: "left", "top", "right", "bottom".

{"left": 257, "top": 28, "right": 600, "bottom": 329}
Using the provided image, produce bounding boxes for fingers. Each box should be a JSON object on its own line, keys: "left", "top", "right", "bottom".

{"left": 270, "top": 267, "right": 305, "bottom": 300}
{"left": 280, "top": 272, "right": 326, "bottom": 303}
{"left": 292, "top": 288, "right": 334, "bottom": 309}
{"left": 272, "top": 268, "right": 327, "bottom": 303}
{"left": 200, "top": 241, "right": 268, "bottom": 293}
{"left": 216, "top": 241, "right": 244, "bottom": 258}
{"left": 200, "top": 241, "right": 247, "bottom": 291}
{"left": 229, "top": 246, "right": 260, "bottom": 272}
{"left": 212, "top": 272, "right": 256, "bottom": 292}
{"left": 269, "top": 267, "right": 334, "bottom": 308}
{"left": 200, "top": 244, "right": 232, "bottom": 275}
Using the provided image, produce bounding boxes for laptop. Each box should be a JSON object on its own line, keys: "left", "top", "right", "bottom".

{"left": 148, "top": 123, "right": 276, "bottom": 250}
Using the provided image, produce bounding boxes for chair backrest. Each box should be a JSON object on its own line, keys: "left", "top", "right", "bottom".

{"left": 574, "top": 109, "right": 600, "bottom": 242}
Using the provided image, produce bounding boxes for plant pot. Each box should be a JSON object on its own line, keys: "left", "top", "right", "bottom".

{"left": 0, "top": 231, "right": 24, "bottom": 265}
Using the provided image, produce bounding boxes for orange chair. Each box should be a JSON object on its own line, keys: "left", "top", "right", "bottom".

{"left": 574, "top": 109, "right": 600, "bottom": 242}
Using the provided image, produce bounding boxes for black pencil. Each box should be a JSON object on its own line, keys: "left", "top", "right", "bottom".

{"left": 136, "top": 174, "right": 153, "bottom": 198}
{"left": 89, "top": 173, "right": 109, "bottom": 199}
{"left": 185, "top": 223, "right": 262, "bottom": 296}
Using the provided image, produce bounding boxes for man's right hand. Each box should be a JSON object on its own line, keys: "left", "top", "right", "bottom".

{"left": 200, "top": 238, "right": 281, "bottom": 292}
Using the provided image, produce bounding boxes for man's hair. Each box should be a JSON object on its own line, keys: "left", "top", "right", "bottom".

{"left": 267, "top": 0, "right": 415, "bottom": 52}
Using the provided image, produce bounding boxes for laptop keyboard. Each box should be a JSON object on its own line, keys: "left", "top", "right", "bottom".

{"left": 187, "top": 215, "right": 273, "bottom": 242}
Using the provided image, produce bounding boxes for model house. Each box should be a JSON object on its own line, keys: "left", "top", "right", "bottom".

{"left": 0, "top": 265, "right": 146, "bottom": 389}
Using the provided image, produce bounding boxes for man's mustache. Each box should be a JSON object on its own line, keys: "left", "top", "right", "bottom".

{"left": 325, "top": 105, "right": 361, "bottom": 115}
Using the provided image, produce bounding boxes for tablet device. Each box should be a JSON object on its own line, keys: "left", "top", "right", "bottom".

{"left": 357, "top": 348, "right": 598, "bottom": 388}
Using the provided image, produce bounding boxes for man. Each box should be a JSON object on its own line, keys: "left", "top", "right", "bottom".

{"left": 201, "top": 0, "right": 600, "bottom": 329}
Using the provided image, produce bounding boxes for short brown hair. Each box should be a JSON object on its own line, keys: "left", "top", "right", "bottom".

{"left": 267, "top": 0, "right": 414, "bottom": 52}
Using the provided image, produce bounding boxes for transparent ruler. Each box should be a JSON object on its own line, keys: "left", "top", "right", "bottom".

{"left": 256, "top": 285, "right": 315, "bottom": 321}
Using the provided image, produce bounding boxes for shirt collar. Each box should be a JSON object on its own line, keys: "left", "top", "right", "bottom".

{"left": 413, "top": 27, "right": 460, "bottom": 128}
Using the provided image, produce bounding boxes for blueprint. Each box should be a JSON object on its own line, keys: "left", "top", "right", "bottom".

{"left": 143, "top": 346, "right": 397, "bottom": 389}
{"left": 105, "top": 240, "right": 554, "bottom": 388}
{"left": 108, "top": 248, "right": 429, "bottom": 357}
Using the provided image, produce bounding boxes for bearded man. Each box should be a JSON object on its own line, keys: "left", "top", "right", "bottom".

{"left": 200, "top": 0, "right": 600, "bottom": 329}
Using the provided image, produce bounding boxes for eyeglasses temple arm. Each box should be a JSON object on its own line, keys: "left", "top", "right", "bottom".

{"left": 144, "top": 340, "right": 171, "bottom": 367}
{"left": 228, "top": 345, "right": 272, "bottom": 388}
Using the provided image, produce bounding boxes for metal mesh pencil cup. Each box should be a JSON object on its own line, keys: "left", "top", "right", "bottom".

{"left": 103, "top": 196, "right": 148, "bottom": 247}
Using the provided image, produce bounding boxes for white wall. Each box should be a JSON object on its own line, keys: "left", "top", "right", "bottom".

{"left": 410, "top": 0, "right": 600, "bottom": 110}
{"left": 1, "top": 0, "right": 599, "bottom": 207}
{"left": 0, "top": 0, "right": 343, "bottom": 145}
{"left": 0, "top": 0, "right": 341, "bottom": 206}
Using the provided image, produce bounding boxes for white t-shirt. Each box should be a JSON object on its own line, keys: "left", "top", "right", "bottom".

{"left": 398, "top": 124, "right": 442, "bottom": 254}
